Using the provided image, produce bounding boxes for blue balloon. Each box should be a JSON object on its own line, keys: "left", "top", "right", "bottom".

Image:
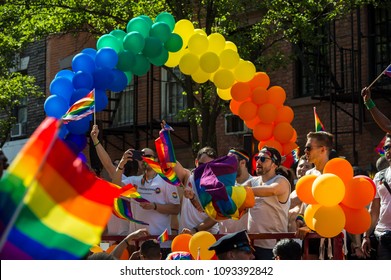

{"left": 58, "top": 125, "right": 69, "bottom": 139}
{"left": 95, "top": 47, "right": 118, "bottom": 69}
{"left": 65, "top": 117, "right": 90, "bottom": 135}
{"left": 81, "top": 48, "right": 97, "bottom": 59}
{"left": 55, "top": 69, "right": 75, "bottom": 81}
{"left": 72, "top": 53, "right": 96, "bottom": 74}
{"left": 70, "top": 88, "right": 91, "bottom": 105}
{"left": 64, "top": 133, "right": 87, "bottom": 154}
{"left": 109, "top": 69, "right": 128, "bottom": 92}
{"left": 93, "top": 67, "right": 114, "bottom": 89}
{"left": 95, "top": 89, "right": 109, "bottom": 112}
{"left": 49, "top": 77, "right": 74, "bottom": 103}
{"left": 77, "top": 152, "right": 87, "bottom": 163}
{"left": 44, "top": 95, "right": 69, "bottom": 119}
{"left": 72, "top": 71, "right": 93, "bottom": 90}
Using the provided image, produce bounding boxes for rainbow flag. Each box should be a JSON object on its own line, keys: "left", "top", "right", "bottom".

{"left": 143, "top": 157, "right": 181, "bottom": 186}
{"left": 158, "top": 123, "right": 176, "bottom": 168}
{"left": 314, "top": 107, "right": 325, "bottom": 132}
{"left": 0, "top": 117, "right": 121, "bottom": 260}
{"left": 62, "top": 89, "right": 95, "bottom": 124}
{"left": 156, "top": 228, "right": 169, "bottom": 243}
{"left": 385, "top": 64, "right": 391, "bottom": 78}
{"left": 292, "top": 147, "right": 300, "bottom": 163}
{"left": 112, "top": 184, "right": 149, "bottom": 225}
{"left": 375, "top": 135, "right": 386, "bottom": 156}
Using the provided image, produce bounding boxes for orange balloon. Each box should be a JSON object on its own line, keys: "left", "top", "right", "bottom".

{"left": 262, "top": 139, "right": 283, "bottom": 154}
{"left": 257, "top": 103, "right": 277, "bottom": 124}
{"left": 238, "top": 101, "right": 258, "bottom": 121}
{"left": 290, "top": 128, "right": 297, "bottom": 142}
{"left": 267, "top": 86, "right": 286, "bottom": 108}
{"left": 231, "top": 82, "right": 252, "bottom": 102}
{"left": 340, "top": 204, "right": 371, "bottom": 234}
{"left": 275, "top": 106, "right": 294, "bottom": 124}
{"left": 313, "top": 205, "right": 345, "bottom": 238}
{"left": 282, "top": 141, "right": 299, "bottom": 156}
{"left": 296, "top": 174, "right": 318, "bottom": 204}
{"left": 342, "top": 176, "right": 376, "bottom": 209}
{"left": 253, "top": 123, "right": 274, "bottom": 141}
{"left": 106, "top": 244, "right": 129, "bottom": 260}
{"left": 304, "top": 203, "right": 321, "bottom": 231}
{"left": 257, "top": 140, "right": 267, "bottom": 151}
{"left": 248, "top": 72, "right": 270, "bottom": 89}
{"left": 245, "top": 116, "right": 261, "bottom": 129}
{"left": 229, "top": 99, "right": 242, "bottom": 115}
{"left": 251, "top": 87, "right": 269, "bottom": 105}
{"left": 171, "top": 233, "right": 192, "bottom": 253}
{"left": 323, "top": 158, "right": 354, "bottom": 186}
{"left": 273, "top": 122, "right": 294, "bottom": 144}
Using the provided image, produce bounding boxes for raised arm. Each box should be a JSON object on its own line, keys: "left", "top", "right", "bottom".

{"left": 362, "top": 87, "right": 391, "bottom": 133}
{"left": 251, "top": 177, "right": 290, "bottom": 201}
{"left": 90, "top": 125, "right": 116, "bottom": 178}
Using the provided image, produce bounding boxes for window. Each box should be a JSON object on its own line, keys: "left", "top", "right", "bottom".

{"left": 11, "top": 97, "right": 27, "bottom": 138}
{"left": 225, "top": 114, "right": 249, "bottom": 135}
{"left": 111, "top": 82, "right": 135, "bottom": 126}
{"left": 161, "top": 67, "right": 187, "bottom": 122}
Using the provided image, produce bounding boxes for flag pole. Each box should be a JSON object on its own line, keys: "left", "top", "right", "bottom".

{"left": 93, "top": 88, "right": 96, "bottom": 125}
{"left": 367, "top": 64, "right": 391, "bottom": 89}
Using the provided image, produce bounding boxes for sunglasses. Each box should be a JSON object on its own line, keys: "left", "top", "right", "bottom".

{"left": 143, "top": 154, "right": 155, "bottom": 159}
{"left": 304, "top": 145, "right": 322, "bottom": 152}
{"left": 254, "top": 156, "right": 272, "bottom": 163}
{"left": 383, "top": 145, "right": 390, "bottom": 152}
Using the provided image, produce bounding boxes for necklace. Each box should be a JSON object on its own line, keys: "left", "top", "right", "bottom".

{"left": 142, "top": 173, "right": 157, "bottom": 185}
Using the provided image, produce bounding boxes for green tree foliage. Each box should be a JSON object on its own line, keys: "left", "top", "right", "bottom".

{"left": 0, "top": 0, "right": 379, "bottom": 152}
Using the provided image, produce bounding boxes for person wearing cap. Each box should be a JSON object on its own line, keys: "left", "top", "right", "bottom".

{"left": 220, "top": 148, "right": 253, "bottom": 234}
{"left": 247, "top": 146, "right": 292, "bottom": 260}
{"left": 208, "top": 230, "right": 255, "bottom": 260}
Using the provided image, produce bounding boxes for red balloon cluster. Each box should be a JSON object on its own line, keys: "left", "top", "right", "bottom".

{"left": 229, "top": 72, "right": 298, "bottom": 163}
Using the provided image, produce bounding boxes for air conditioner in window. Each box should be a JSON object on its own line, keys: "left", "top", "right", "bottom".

{"left": 225, "top": 114, "right": 250, "bottom": 135}
{"left": 11, "top": 123, "right": 26, "bottom": 138}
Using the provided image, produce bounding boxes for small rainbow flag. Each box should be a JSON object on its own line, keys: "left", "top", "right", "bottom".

{"left": 385, "top": 64, "right": 391, "bottom": 78}
{"left": 314, "top": 107, "right": 325, "bottom": 132}
{"left": 0, "top": 117, "right": 121, "bottom": 259}
{"left": 291, "top": 147, "right": 300, "bottom": 163}
{"left": 143, "top": 157, "right": 181, "bottom": 186}
{"left": 62, "top": 89, "right": 95, "bottom": 124}
{"left": 156, "top": 228, "right": 169, "bottom": 243}
{"left": 375, "top": 135, "right": 386, "bottom": 156}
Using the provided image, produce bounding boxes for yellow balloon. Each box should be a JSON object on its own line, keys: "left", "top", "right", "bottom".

{"left": 188, "top": 33, "right": 209, "bottom": 55}
{"left": 189, "top": 231, "right": 216, "bottom": 260}
{"left": 219, "top": 49, "right": 240, "bottom": 69}
{"left": 165, "top": 49, "right": 187, "bottom": 67}
{"left": 194, "top": 28, "right": 207, "bottom": 36}
{"left": 225, "top": 41, "right": 238, "bottom": 52}
{"left": 173, "top": 19, "right": 194, "bottom": 48}
{"left": 191, "top": 68, "right": 211, "bottom": 84}
{"left": 312, "top": 173, "right": 345, "bottom": 206}
{"left": 208, "top": 33, "right": 226, "bottom": 54}
{"left": 179, "top": 53, "right": 199, "bottom": 75}
{"left": 304, "top": 204, "right": 321, "bottom": 230}
{"left": 234, "top": 59, "right": 256, "bottom": 82}
{"left": 313, "top": 205, "right": 345, "bottom": 238}
{"left": 213, "top": 69, "right": 235, "bottom": 89}
{"left": 217, "top": 88, "right": 232, "bottom": 100}
{"left": 200, "top": 52, "right": 220, "bottom": 73}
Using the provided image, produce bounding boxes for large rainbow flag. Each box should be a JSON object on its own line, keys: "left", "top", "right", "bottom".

{"left": 62, "top": 89, "right": 95, "bottom": 124}
{"left": 313, "top": 107, "right": 325, "bottom": 132}
{"left": 0, "top": 117, "right": 121, "bottom": 260}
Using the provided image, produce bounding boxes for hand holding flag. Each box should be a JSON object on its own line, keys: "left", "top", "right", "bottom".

{"left": 367, "top": 64, "right": 391, "bottom": 89}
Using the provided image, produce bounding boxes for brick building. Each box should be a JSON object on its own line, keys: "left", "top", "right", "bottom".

{"left": 3, "top": 4, "right": 391, "bottom": 175}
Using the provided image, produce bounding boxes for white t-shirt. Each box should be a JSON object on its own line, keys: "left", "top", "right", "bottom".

{"left": 373, "top": 167, "right": 391, "bottom": 233}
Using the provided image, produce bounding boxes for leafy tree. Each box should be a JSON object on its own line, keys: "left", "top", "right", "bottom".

{"left": 0, "top": 0, "right": 379, "bottom": 152}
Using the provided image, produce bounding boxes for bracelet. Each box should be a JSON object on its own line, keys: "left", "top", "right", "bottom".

{"left": 117, "top": 166, "right": 124, "bottom": 170}
{"left": 296, "top": 214, "right": 305, "bottom": 223}
{"left": 364, "top": 99, "right": 376, "bottom": 110}
{"left": 153, "top": 202, "right": 157, "bottom": 210}
{"left": 94, "top": 141, "right": 100, "bottom": 147}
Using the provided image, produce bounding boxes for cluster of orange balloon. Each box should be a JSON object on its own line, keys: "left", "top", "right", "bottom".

{"left": 165, "top": 19, "right": 256, "bottom": 90}
{"left": 229, "top": 72, "right": 298, "bottom": 162}
{"left": 296, "top": 158, "right": 375, "bottom": 238}
{"left": 171, "top": 232, "right": 217, "bottom": 260}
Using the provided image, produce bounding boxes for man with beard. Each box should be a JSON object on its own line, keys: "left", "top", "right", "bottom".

{"left": 246, "top": 146, "right": 291, "bottom": 260}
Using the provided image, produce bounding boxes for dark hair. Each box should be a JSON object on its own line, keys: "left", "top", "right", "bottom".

{"left": 306, "top": 131, "right": 334, "bottom": 150}
{"left": 140, "top": 239, "right": 161, "bottom": 260}
{"left": 276, "top": 166, "right": 295, "bottom": 190}
{"left": 87, "top": 252, "right": 116, "bottom": 260}
{"left": 273, "top": 239, "right": 302, "bottom": 260}
{"left": 259, "top": 146, "right": 282, "bottom": 166}
{"left": 352, "top": 166, "right": 369, "bottom": 176}
{"left": 196, "top": 146, "right": 218, "bottom": 160}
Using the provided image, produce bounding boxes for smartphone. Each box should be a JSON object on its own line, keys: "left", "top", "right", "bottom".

{"left": 131, "top": 150, "right": 144, "bottom": 161}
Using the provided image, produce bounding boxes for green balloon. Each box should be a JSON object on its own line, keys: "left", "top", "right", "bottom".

{"left": 97, "top": 34, "right": 122, "bottom": 53}
{"left": 123, "top": 31, "right": 145, "bottom": 54}
{"left": 155, "top": 12, "right": 176, "bottom": 32}
{"left": 124, "top": 71, "right": 133, "bottom": 85}
{"left": 164, "top": 33, "right": 183, "bottom": 52}
{"left": 131, "top": 54, "right": 150, "bottom": 76}
{"left": 116, "top": 50, "right": 135, "bottom": 72}
{"left": 143, "top": 37, "right": 163, "bottom": 58}
{"left": 148, "top": 48, "right": 168, "bottom": 66}
{"left": 139, "top": 15, "right": 153, "bottom": 28}
{"left": 110, "top": 29, "right": 127, "bottom": 41}
{"left": 126, "top": 17, "right": 150, "bottom": 38}
{"left": 150, "top": 22, "right": 171, "bottom": 43}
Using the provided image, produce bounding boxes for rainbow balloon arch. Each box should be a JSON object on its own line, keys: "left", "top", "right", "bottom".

{"left": 44, "top": 11, "right": 298, "bottom": 162}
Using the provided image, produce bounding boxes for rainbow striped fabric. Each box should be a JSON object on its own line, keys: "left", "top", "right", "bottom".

{"left": 291, "top": 147, "right": 300, "bottom": 163}
{"left": 156, "top": 228, "right": 169, "bottom": 243}
{"left": 385, "top": 64, "right": 391, "bottom": 78}
{"left": 112, "top": 184, "right": 149, "bottom": 225}
{"left": 313, "top": 107, "right": 325, "bottom": 132}
{"left": 62, "top": 89, "right": 95, "bottom": 124}
{"left": 0, "top": 117, "right": 121, "bottom": 260}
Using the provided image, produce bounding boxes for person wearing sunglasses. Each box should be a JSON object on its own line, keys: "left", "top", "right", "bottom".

{"left": 362, "top": 87, "right": 391, "bottom": 134}
{"left": 362, "top": 133, "right": 391, "bottom": 260}
{"left": 246, "top": 146, "right": 292, "bottom": 260}
{"left": 220, "top": 148, "right": 253, "bottom": 234}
